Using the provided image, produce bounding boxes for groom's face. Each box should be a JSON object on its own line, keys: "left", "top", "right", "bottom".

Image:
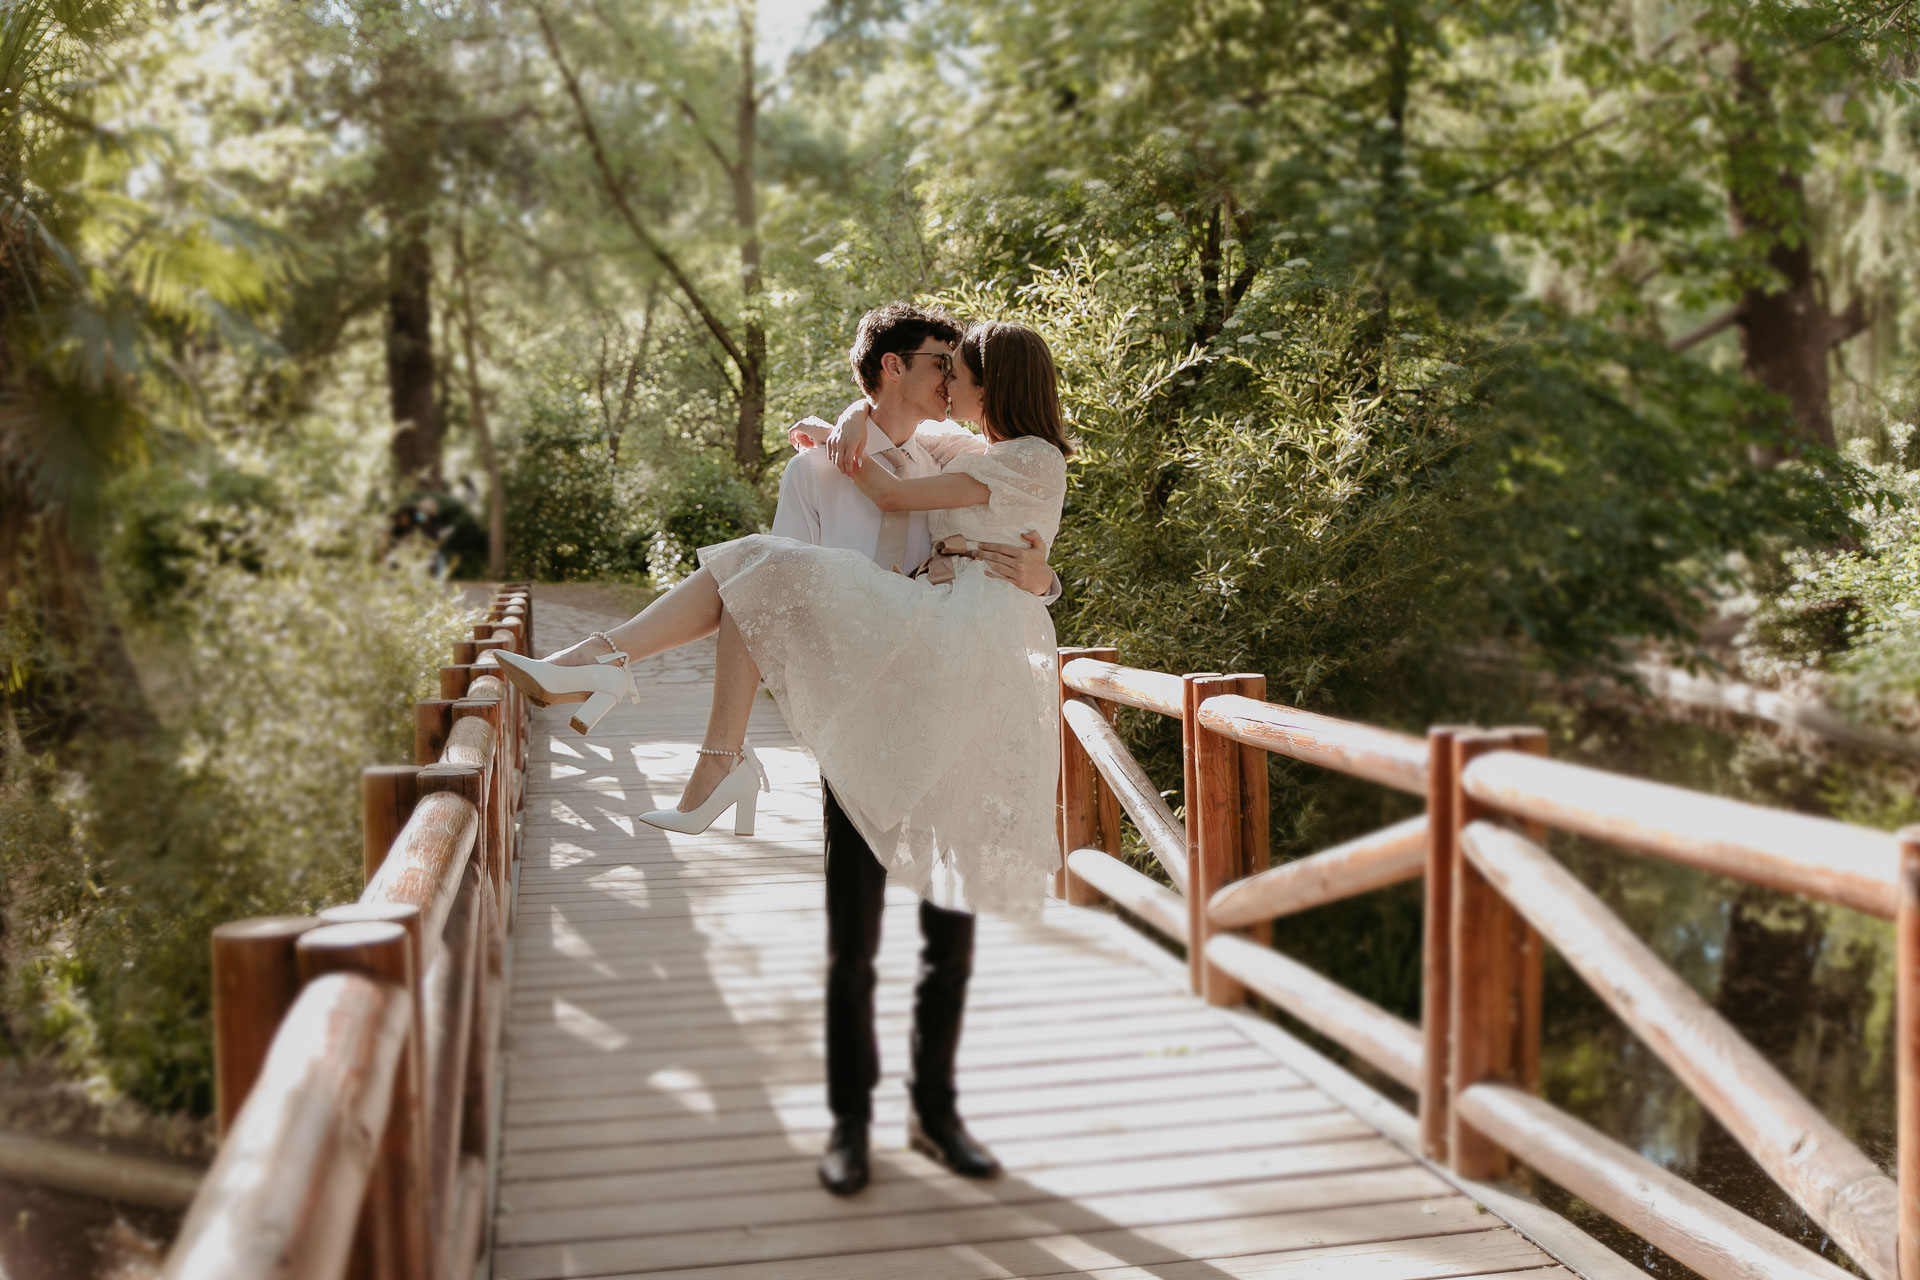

{"left": 890, "top": 339, "right": 955, "bottom": 423}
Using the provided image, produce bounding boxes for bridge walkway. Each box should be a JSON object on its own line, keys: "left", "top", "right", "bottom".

{"left": 488, "top": 603, "right": 1604, "bottom": 1280}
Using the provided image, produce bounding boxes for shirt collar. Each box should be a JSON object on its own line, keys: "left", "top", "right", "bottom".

{"left": 864, "top": 420, "right": 928, "bottom": 458}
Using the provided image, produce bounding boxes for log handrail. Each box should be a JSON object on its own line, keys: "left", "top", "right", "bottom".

{"left": 1061, "top": 698, "right": 1188, "bottom": 893}
{"left": 1461, "top": 750, "right": 1900, "bottom": 919}
{"left": 1459, "top": 820, "right": 1899, "bottom": 1280}
{"left": 162, "top": 974, "right": 412, "bottom": 1280}
{"left": 1065, "top": 847, "right": 1187, "bottom": 941}
{"left": 1456, "top": 1083, "right": 1856, "bottom": 1280}
{"left": 1061, "top": 657, "right": 1183, "bottom": 717}
{"left": 1055, "top": 643, "right": 1917, "bottom": 1280}
{"left": 1207, "top": 814, "right": 1425, "bottom": 930}
{"left": 172, "top": 584, "right": 532, "bottom": 1280}
{"left": 1206, "top": 932, "right": 1422, "bottom": 1088}
{"left": 1197, "top": 693, "right": 1428, "bottom": 795}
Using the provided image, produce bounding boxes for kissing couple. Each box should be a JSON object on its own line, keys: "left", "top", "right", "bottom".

{"left": 494, "top": 302, "right": 1072, "bottom": 1196}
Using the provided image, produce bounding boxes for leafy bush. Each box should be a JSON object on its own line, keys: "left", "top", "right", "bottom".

{"left": 942, "top": 258, "right": 1856, "bottom": 1018}
{"left": 502, "top": 387, "right": 648, "bottom": 582}
{"left": 964, "top": 258, "right": 1853, "bottom": 725}
{"left": 1731, "top": 425, "right": 1920, "bottom": 829}
{"left": 642, "top": 452, "right": 767, "bottom": 585}
{"left": 0, "top": 457, "right": 471, "bottom": 1114}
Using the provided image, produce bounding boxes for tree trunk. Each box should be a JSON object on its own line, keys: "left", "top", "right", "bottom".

{"left": 1727, "top": 59, "right": 1835, "bottom": 460}
{"left": 0, "top": 487, "right": 158, "bottom": 757}
{"left": 387, "top": 225, "right": 440, "bottom": 486}
{"left": 732, "top": 3, "right": 765, "bottom": 476}
{"left": 450, "top": 220, "right": 505, "bottom": 580}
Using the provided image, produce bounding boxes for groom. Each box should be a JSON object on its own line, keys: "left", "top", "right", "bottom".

{"left": 772, "top": 302, "right": 1059, "bottom": 1196}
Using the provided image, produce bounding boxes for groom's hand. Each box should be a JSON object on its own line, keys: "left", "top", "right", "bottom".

{"left": 978, "top": 530, "right": 1052, "bottom": 595}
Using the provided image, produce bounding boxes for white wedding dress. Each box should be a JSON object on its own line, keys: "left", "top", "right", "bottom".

{"left": 697, "top": 436, "right": 1066, "bottom": 916}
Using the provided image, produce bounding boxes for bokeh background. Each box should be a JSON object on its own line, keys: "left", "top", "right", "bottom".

{"left": 2, "top": 0, "right": 1918, "bottom": 1273}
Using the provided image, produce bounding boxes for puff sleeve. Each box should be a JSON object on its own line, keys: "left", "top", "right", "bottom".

{"left": 941, "top": 438, "right": 1067, "bottom": 544}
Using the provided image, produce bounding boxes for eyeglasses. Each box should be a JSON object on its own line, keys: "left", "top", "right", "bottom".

{"left": 898, "top": 350, "right": 954, "bottom": 376}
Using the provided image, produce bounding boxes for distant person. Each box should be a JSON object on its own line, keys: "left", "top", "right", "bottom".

{"left": 492, "top": 305, "right": 1069, "bottom": 1196}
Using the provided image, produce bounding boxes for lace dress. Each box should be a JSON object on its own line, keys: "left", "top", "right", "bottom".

{"left": 697, "top": 436, "right": 1067, "bottom": 916}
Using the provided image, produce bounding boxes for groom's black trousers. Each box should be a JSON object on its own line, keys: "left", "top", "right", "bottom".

{"left": 823, "top": 780, "right": 974, "bottom": 1125}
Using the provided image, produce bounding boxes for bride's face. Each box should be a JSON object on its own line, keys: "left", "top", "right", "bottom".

{"left": 947, "top": 355, "right": 986, "bottom": 426}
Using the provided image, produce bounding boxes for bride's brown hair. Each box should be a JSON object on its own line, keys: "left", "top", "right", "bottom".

{"left": 960, "top": 323, "right": 1075, "bottom": 458}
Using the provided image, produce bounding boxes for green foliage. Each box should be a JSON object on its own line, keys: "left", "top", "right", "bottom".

{"left": 642, "top": 452, "right": 766, "bottom": 586}
{"left": 976, "top": 258, "right": 1856, "bottom": 722}
{"left": 501, "top": 388, "right": 647, "bottom": 583}
{"left": 0, "top": 0, "right": 280, "bottom": 534}
{"left": 0, "top": 449, "right": 471, "bottom": 1112}
{"left": 960, "top": 250, "right": 1855, "bottom": 1027}
{"left": 1732, "top": 424, "right": 1920, "bottom": 830}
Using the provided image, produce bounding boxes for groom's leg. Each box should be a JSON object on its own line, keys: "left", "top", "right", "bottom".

{"left": 909, "top": 899, "right": 975, "bottom": 1121}
{"left": 823, "top": 781, "right": 887, "bottom": 1123}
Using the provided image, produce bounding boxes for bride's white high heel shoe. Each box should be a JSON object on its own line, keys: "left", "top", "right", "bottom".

{"left": 493, "top": 632, "right": 633, "bottom": 734}
{"left": 639, "top": 746, "right": 770, "bottom": 836}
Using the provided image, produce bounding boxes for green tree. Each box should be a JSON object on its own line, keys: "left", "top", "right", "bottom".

{"left": 0, "top": 0, "right": 276, "bottom": 749}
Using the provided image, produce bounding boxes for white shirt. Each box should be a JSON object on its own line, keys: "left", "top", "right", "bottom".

{"left": 770, "top": 418, "right": 1063, "bottom": 603}
{"left": 771, "top": 420, "right": 977, "bottom": 569}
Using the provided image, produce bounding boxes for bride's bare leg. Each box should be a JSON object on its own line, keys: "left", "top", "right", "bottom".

{"left": 677, "top": 612, "right": 763, "bottom": 812}
{"left": 542, "top": 569, "right": 723, "bottom": 666}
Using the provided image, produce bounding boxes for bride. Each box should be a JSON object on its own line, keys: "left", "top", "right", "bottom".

{"left": 494, "top": 321, "right": 1072, "bottom": 916}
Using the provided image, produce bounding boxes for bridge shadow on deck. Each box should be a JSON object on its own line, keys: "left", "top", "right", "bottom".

{"left": 489, "top": 618, "right": 1563, "bottom": 1280}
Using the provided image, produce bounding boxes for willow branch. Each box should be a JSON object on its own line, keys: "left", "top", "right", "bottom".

{"left": 532, "top": 2, "right": 746, "bottom": 374}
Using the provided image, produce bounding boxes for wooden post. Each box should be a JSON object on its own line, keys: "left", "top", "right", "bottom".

{"left": 1192, "top": 674, "right": 1246, "bottom": 1006}
{"left": 364, "top": 766, "right": 422, "bottom": 887}
{"left": 462, "top": 864, "right": 504, "bottom": 1175}
{"left": 1447, "top": 726, "right": 1545, "bottom": 1180}
{"left": 419, "top": 764, "right": 494, "bottom": 952}
{"left": 316, "top": 903, "right": 427, "bottom": 1019}
{"left": 211, "top": 917, "right": 323, "bottom": 1139}
{"left": 415, "top": 701, "right": 455, "bottom": 767}
{"left": 1898, "top": 827, "right": 1920, "bottom": 1280}
{"left": 453, "top": 699, "right": 504, "bottom": 909}
{"left": 1181, "top": 671, "right": 1223, "bottom": 996}
{"left": 439, "top": 666, "right": 474, "bottom": 700}
{"left": 297, "top": 922, "right": 431, "bottom": 1280}
{"left": 1229, "top": 674, "right": 1269, "bottom": 948}
{"left": 504, "top": 585, "right": 532, "bottom": 655}
{"left": 1057, "top": 646, "right": 1116, "bottom": 904}
{"left": 451, "top": 640, "right": 479, "bottom": 667}
{"left": 1420, "top": 726, "right": 1462, "bottom": 1162}
{"left": 1509, "top": 728, "right": 1548, "bottom": 1096}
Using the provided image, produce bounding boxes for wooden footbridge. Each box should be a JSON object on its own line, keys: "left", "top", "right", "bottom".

{"left": 161, "top": 590, "right": 1918, "bottom": 1280}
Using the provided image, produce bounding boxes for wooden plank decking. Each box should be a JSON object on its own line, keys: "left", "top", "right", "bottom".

{"left": 489, "top": 603, "right": 1599, "bottom": 1280}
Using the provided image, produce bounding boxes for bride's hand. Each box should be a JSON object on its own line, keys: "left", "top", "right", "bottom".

{"left": 827, "top": 400, "right": 872, "bottom": 476}
{"left": 788, "top": 416, "right": 834, "bottom": 450}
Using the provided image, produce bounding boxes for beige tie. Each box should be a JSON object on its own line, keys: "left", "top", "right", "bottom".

{"left": 873, "top": 446, "right": 911, "bottom": 572}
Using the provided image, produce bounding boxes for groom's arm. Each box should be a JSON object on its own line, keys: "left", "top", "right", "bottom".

{"left": 977, "top": 532, "right": 1061, "bottom": 603}
{"left": 915, "top": 429, "right": 1062, "bottom": 603}
{"left": 770, "top": 453, "right": 822, "bottom": 544}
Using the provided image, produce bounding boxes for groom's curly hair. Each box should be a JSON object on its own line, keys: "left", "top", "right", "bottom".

{"left": 850, "top": 303, "right": 963, "bottom": 395}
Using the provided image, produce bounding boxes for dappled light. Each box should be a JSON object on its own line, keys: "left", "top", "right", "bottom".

{"left": 1, "top": 0, "right": 1917, "bottom": 1275}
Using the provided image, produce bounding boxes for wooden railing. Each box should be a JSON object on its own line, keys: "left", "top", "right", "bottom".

{"left": 1056, "top": 647, "right": 1918, "bottom": 1280}
{"left": 163, "top": 585, "right": 534, "bottom": 1280}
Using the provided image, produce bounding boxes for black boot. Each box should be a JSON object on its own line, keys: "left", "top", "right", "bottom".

{"left": 907, "top": 1110, "right": 1001, "bottom": 1179}
{"left": 817, "top": 1119, "right": 870, "bottom": 1195}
